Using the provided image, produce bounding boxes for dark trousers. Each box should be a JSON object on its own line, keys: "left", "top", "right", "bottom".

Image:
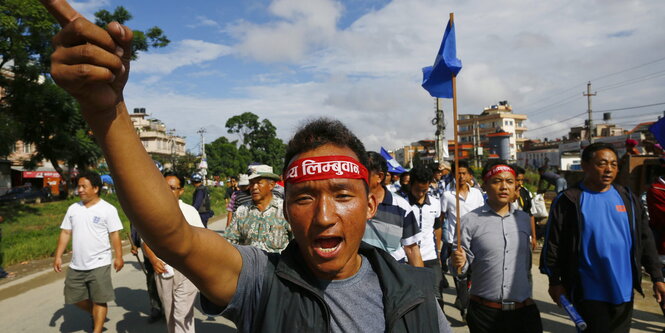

{"left": 424, "top": 259, "right": 444, "bottom": 301}
{"left": 577, "top": 300, "right": 633, "bottom": 333}
{"left": 143, "top": 256, "right": 163, "bottom": 315}
{"left": 467, "top": 300, "right": 543, "bottom": 333}
{"left": 439, "top": 242, "right": 452, "bottom": 288}
{"left": 454, "top": 274, "right": 471, "bottom": 312}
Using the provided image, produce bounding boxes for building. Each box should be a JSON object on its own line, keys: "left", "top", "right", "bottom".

{"left": 458, "top": 101, "right": 528, "bottom": 161}
{"left": 568, "top": 123, "right": 625, "bottom": 141}
{"left": 130, "top": 108, "right": 186, "bottom": 159}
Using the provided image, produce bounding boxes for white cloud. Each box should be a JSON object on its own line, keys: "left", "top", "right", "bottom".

{"left": 70, "top": 0, "right": 109, "bottom": 19}
{"left": 125, "top": 0, "right": 665, "bottom": 153}
{"left": 187, "top": 16, "right": 220, "bottom": 29}
{"left": 132, "top": 40, "right": 232, "bottom": 75}
{"left": 227, "top": 0, "right": 342, "bottom": 63}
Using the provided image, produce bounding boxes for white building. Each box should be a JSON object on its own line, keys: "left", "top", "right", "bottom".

{"left": 129, "top": 108, "right": 186, "bottom": 158}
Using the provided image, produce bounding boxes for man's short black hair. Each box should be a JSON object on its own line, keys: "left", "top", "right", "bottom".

{"left": 537, "top": 166, "right": 547, "bottom": 173}
{"left": 510, "top": 164, "right": 526, "bottom": 175}
{"left": 431, "top": 164, "right": 443, "bottom": 174}
{"left": 366, "top": 151, "right": 388, "bottom": 175}
{"left": 230, "top": 176, "right": 238, "bottom": 181}
{"left": 164, "top": 171, "right": 185, "bottom": 189}
{"left": 451, "top": 160, "right": 471, "bottom": 175}
{"left": 77, "top": 170, "right": 102, "bottom": 189}
{"left": 283, "top": 117, "right": 368, "bottom": 173}
{"left": 409, "top": 165, "right": 433, "bottom": 184}
{"left": 581, "top": 142, "right": 618, "bottom": 163}
{"left": 481, "top": 160, "right": 514, "bottom": 183}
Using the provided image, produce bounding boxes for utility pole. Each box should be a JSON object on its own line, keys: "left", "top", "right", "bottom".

{"left": 197, "top": 128, "right": 207, "bottom": 183}
{"left": 583, "top": 81, "right": 597, "bottom": 143}
{"left": 434, "top": 98, "right": 446, "bottom": 163}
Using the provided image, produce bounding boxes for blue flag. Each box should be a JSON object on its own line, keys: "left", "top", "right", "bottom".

{"left": 380, "top": 147, "right": 408, "bottom": 174}
{"left": 421, "top": 18, "right": 462, "bottom": 98}
{"left": 650, "top": 117, "right": 665, "bottom": 147}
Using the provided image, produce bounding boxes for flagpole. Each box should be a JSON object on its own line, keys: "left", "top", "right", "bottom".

{"left": 449, "top": 12, "right": 463, "bottom": 275}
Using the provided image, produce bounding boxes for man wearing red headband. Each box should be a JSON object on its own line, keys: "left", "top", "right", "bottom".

{"left": 452, "top": 161, "right": 542, "bottom": 332}
{"left": 40, "top": 3, "right": 452, "bottom": 331}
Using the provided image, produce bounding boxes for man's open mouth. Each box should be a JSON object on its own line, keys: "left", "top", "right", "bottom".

{"left": 313, "top": 237, "right": 343, "bottom": 256}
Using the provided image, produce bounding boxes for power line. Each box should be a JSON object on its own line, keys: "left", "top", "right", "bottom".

{"left": 593, "top": 101, "right": 665, "bottom": 113}
{"left": 525, "top": 93, "right": 583, "bottom": 117}
{"left": 520, "top": 56, "right": 665, "bottom": 112}
{"left": 527, "top": 112, "right": 586, "bottom": 131}
{"left": 590, "top": 56, "right": 665, "bottom": 82}
{"left": 595, "top": 69, "right": 665, "bottom": 92}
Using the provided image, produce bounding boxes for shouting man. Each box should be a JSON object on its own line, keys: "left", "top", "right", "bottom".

{"left": 39, "top": 2, "right": 451, "bottom": 331}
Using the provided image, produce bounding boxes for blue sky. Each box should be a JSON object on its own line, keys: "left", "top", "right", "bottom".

{"left": 70, "top": 0, "right": 665, "bottom": 153}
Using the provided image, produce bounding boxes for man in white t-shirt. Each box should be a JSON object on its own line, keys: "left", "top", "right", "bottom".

{"left": 141, "top": 172, "right": 204, "bottom": 333}
{"left": 401, "top": 165, "right": 445, "bottom": 309}
{"left": 53, "top": 171, "right": 124, "bottom": 333}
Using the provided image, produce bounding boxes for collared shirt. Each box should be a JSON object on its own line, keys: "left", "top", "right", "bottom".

{"left": 440, "top": 187, "right": 485, "bottom": 244}
{"left": 401, "top": 194, "right": 442, "bottom": 261}
{"left": 428, "top": 179, "right": 446, "bottom": 199}
{"left": 225, "top": 195, "right": 292, "bottom": 253}
{"left": 363, "top": 187, "right": 420, "bottom": 260}
{"left": 457, "top": 204, "right": 533, "bottom": 302}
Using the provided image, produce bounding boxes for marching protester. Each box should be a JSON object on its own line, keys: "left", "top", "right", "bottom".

{"left": 403, "top": 165, "right": 445, "bottom": 309}
{"left": 647, "top": 157, "right": 665, "bottom": 317}
{"left": 141, "top": 172, "right": 205, "bottom": 333}
{"left": 510, "top": 164, "right": 537, "bottom": 250}
{"left": 453, "top": 162, "right": 543, "bottom": 333}
{"left": 130, "top": 223, "right": 164, "bottom": 323}
{"left": 53, "top": 171, "right": 124, "bottom": 333}
{"left": 540, "top": 142, "right": 665, "bottom": 332}
{"left": 363, "top": 152, "right": 424, "bottom": 267}
{"left": 225, "top": 174, "right": 250, "bottom": 227}
{"left": 40, "top": 4, "right": 453, "bottom": 331}
{"left": 191, "top": 173, "right": 214, "bottom": 228}
{"left": 386, "top": 172, "right": 402, "bottom": 193}
{"left": 441, "top": 160, "right": 485, "bottom": 315}
{"left": 224, "top": 176, "right": 238, "bottom": 208}
{"left": 429, "top": 163, "right": 448, "bottom": 199}
{"left": 224, "top": 165, "right": 292, "bottom": 253}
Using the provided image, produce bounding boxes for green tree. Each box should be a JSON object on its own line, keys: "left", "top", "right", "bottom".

{"left": 0, "top": 1, "right": 169, "bottom": 179}
{"left": 225, "top": 112, "right": 285, "bottom": 171}
{"left": 94, "top": 6, "right": 170, "bottom": 60}
{"left": 205, "top": 137, "right": 252, "bottom": 178}
{"left": 171, "top": 152, "right": 199, "bottom": 178}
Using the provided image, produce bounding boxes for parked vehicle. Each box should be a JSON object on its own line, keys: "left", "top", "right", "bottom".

{"left": 0, "top": 186, "right": 51, "bottom": 205}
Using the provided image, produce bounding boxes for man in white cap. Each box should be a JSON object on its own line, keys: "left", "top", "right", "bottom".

{"left": 224, "top": 165, "right": 292, "bottom": 253}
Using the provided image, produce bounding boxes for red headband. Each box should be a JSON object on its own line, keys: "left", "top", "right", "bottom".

{"left": 482, "top": 164, "right": 516, "bottom": 182}
{"left": 284, "top": 155, "right": 369, "bottom": 184}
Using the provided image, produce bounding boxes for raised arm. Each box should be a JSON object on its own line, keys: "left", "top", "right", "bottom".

{"left": 40, "top": 0, "right": 242, "bottom": 306}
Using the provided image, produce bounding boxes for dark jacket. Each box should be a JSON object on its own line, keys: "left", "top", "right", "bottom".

{"left": 249, "top": 241, "right": 441, "bottom": 333}
{"left": 539, "top": 183, "right": 663, "bottom": 303}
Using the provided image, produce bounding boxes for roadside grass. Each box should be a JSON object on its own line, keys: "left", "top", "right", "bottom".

{"left": 0, "top": 185, "right": 227, "bottom": 267}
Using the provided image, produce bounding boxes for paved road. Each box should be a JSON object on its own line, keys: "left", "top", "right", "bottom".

{"left": 1, "top": 216, "right": 664, "bottom": 332}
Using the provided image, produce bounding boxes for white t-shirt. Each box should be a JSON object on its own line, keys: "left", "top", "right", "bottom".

{"left": 60, "top": 199, "right": 124, "bottom": 270}
{"left": 440, "top": 187, "right": 485, "bottom": 244}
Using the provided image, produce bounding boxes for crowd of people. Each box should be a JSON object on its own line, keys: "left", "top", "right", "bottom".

{"left": 35, "top": 0, "right": 665, "bottom": 332}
